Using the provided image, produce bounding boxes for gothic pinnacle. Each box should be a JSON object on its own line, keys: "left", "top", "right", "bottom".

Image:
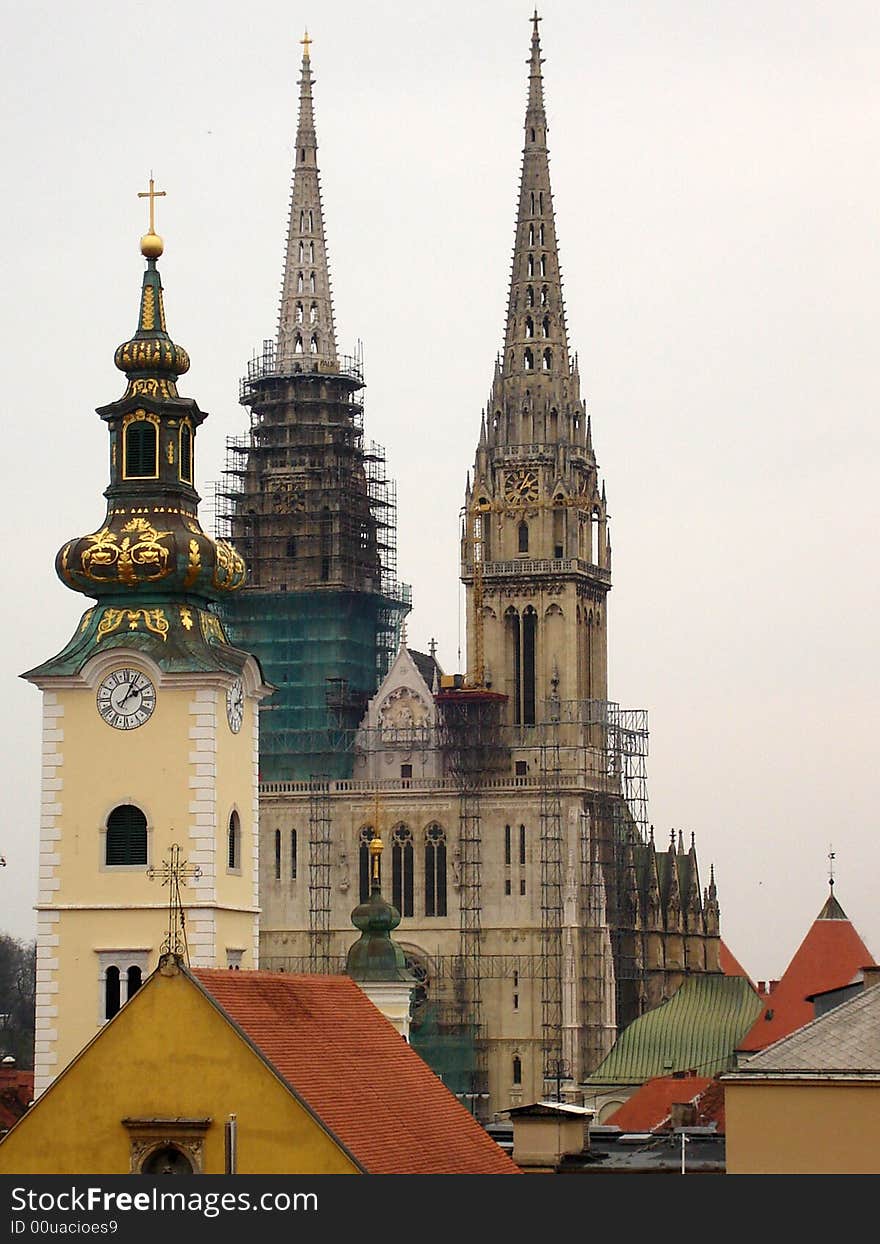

{"left": 276, "top": 30, "right": 339, "bottom": 373}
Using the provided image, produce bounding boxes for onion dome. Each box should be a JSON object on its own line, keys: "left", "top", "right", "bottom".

{"left": 52, "top": 181, "right": 246, "bottom": 630}
{"left": 346, "top": 833, "right": 413, "bottom": 983}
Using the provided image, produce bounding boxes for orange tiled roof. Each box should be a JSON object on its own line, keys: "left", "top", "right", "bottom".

{"left": 605, "top": 1074, "right": 714, "bottom": 1133}
{"left": 193, "top": 970, "right": 518, "bottom": 1175}
{"left": 739, "top": 893, "right": 875, "bottom": 1053}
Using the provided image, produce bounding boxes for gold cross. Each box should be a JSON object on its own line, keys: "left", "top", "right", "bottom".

{"left": 137, "top": 175, "right": 166, "bottom": 235}
{"left": 301, "top": 29, "right": 312, "bottom": 59}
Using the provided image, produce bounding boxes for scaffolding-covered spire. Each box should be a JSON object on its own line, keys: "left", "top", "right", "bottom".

{"left": 500, "top": 11, "right": 570, "bottom": 382}
{"left": 276, "top": 30, "right": 338, "bottom": 372}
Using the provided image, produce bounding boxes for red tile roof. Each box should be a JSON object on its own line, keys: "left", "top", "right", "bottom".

{"left": 0, "top": 1069, "right": 33, "bottom": 1133}
{"left": 604, "top": 1074, "right": 716, "bottom": 1133}
{"left": 194, "top": 970, "right": 518, "bottom": 1175}
{"left": 739, "top": 894, "right": 875, "bottom": 1053}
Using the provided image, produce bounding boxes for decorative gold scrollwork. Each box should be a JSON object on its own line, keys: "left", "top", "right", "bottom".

{"left": 183, "top": 539, "right": 201, "bottom": 588}
{"left": 213, "top": 540, "right": 246, "bottom": 591}
{"left": 95, "top": 607, "right": 169, "bottom": 643}
{"left": 80, "top": 518, "right": 172, "bottom": 584}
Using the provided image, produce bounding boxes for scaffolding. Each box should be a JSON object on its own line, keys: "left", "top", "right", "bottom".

{"left": 211, "top": 340, "right": 410, "bottom": 781}
{"left": 258, "top": 697, "right": 654, "bottom": 1103}
{"left": 308, "top": 781, "right": 332, "bottom": 972}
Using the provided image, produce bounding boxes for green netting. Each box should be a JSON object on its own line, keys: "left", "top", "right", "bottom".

{"left": 221, "top": 589, "right": 404, "bottom": 781}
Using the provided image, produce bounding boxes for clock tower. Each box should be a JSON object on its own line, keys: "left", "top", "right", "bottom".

{"left": 463, "top": 15, "right": 609, "bottom": 720}
{"left": 23, "top": 191, "right": 269, "bottom": 1095}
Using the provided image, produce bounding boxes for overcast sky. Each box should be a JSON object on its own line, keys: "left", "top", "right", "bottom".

{"left": 1, "top": 1, "right": 877, "bottom": 981}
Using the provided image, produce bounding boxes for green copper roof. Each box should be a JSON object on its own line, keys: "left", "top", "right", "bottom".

{"left": 345, "top": 883, "right": 413, "bottom": 983}
{"left": 588, "top": 974, "right": 764, "bottom": 1086}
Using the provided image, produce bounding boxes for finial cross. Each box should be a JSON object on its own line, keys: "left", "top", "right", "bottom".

{"left": 137, "top": 175, "right": 166, "bottom": 235}
{"left": 828, "top": 844, "right": 836, "bottom": 889}
{"left": 301, "top": 29, "right": 312, "bottom": 59}
{"left": 147, "top": 842, "right": 202, "bottom": 963}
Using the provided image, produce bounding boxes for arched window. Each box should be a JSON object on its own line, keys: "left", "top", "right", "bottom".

{"left": 523, "top": 348, "right": 534, "bottom": 371}
{"left": 528, "top": 224, "right": 534, "bottom": 245}
{"left": 310, "top": 334, "right": 319, "bottom": 353}
{"left": 105, "top": 966, "right": 121, "bottom": 1020}
{"left": 308, "top": 210, "right": 314, "bottom": 230}
{"left": 105, "top": 804, "right": 147, "bottom": 866}
{"left": 539, "top": 192, "right": 544, "bottom": 212}
{"left": 309, "top": 303, "right": 318, "bottom": 323}
{"left": 539, "top": 224, "right": 545, "bottom": 245}
{"left": 294, "top": 335, "right": 303, "bottom": 354}
{"left": 178, "top": 422, "right": 193, "bottom": 484}
{"left": 513, "top": 1055, "right": 522, "bottom": 1085}
{"left": 296, "top": 272, "right": 304, "bottom": 293}
{"left": 227, "top": 811, "right": 240, "bottom": 870}
{"left": 299, "top": 210, "right": 305, "bottom": 232}
{"left": 540, "top": 286, "right": 548, "bottom": 306}
{"left": 519, "top": 824, "right": 527, "bottom": 865}
{"left": 124, "top": 419, "right": 157, "bottom": 479}
{"left": 522, "top": 608, "right": 537, "bottom": 725}
{"left": 310, "top": 272, "right": 316, "bottom": 292}
{"left": 392, "top": 825, "right": 414, "bottom": 918}
{"left": 526, "top": 285, "right": 534, "bottom": 307}
{"left": 504, "top": 824, "right": 511, "bottom": 866}
{"left": 424, "top": 825, "right": 447, "bottom": 917}
{"left": 298, "top": 241, "right": 304, "bottom": 262}
{"left": 274, "top": 829, "right": 281, "bottom": 880}
{"left": 527, "top": 254, "right": 534, "bottom": 276}
{"left": 543, "top": 348, "right": 552, "bottom": 371}
{"left": 540, "top": 254, "right": 547, "bottom": 276}
{"left": 309, "top": 242, "right": 315, "bottom": 262}
{"left": 127, "top": 965, "right": 142, "bottom": 999}
{"left": 530, "top": 191, "right": 535, "bottom": 214}
{"left": 290, "top": 828, "right": 297, "bottom": 880}
{"left": 542, "top": 316, "right": 550, "bottom": 338}
{"left": 295, "top": 303, "right": 304, "bottom": 323}
{"left": 359, "top": 827, "right": 378, "bottom": 902}
{"left": 518, "top": 521, "right": 529, "bottom": 554}
{"left": 300, "top": 147, "right": 306, "bottom": 162}
{"left": 525, "top": 316, "right": 534, "bottom": 338}
{"left": 530, "top": 127, "right": 536, "bottom": 142}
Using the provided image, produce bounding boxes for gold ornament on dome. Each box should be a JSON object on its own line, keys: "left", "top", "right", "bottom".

{"left": 142, "top": 286, "right": 156, "bottom": 330}
{"left": 166, "top": 440, "right": 174, "bottom": 465}
{"left": 79, "top": 518, "right": 172, "bottom": 584}
{"left": 79, "top": 609, "right": 94, "bottom": 633}
{"left": 212, "top": 540, "right": 246, "bottom": 591}
{"left": 183, "top": 539, "right": 202, "bottom": 589}
{"left": 200, "top": 612, "right": 226, "bottom": 644}
{"left": 179, "top": 606, "right": 194, "bottom": 630}
{"left": 95, "top": 607, "right": 169, "bottom": 643}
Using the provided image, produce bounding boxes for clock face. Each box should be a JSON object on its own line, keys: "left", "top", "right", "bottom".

{"left": 96, "top": 668, "right": 156, "bottom": 731}
{"left": 504, "top": 468, "right": 539, "bottom": 504}
{"left": 226, "top": 679, "right": 244, "bottom": 734}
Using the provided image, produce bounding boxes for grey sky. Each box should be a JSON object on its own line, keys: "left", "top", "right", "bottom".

{"left": 1, "top": 1, "right": 877, "bottom": 981}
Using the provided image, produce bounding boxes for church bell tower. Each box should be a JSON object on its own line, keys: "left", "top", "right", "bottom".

{"left": 464, "top": 14, "right": 610, "bottom": 722}
{"left": 23, "top": 189, "right": 269, "bottom": 1095}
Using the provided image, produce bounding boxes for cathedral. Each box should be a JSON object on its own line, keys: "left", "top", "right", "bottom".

{"left": 221, "top": 16, "right": 722, "bottom": 1118}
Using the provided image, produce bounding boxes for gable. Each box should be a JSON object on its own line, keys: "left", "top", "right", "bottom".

{"left": 0, "top": 965, "right": 358, "bottom": 1175}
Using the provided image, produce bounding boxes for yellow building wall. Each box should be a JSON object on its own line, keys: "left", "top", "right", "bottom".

{"left": 0, "top": 966, "right": 358, "bottom": 1175}
{"left": 725, "top": 1080, "right": 880, "bottom": 1174}
{"left": 34, "top": 658, "right": 260, "bottom": 1092}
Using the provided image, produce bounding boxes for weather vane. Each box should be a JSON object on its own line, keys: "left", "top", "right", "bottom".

{"left": 828, "top": 844, "right": 835, "bottom": 890}
{"left": 147, "top": 842, "right": 202, "bottom": 963}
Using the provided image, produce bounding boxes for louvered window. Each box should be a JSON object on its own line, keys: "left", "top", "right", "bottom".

{"left": 105, "top": 804, "right": 147, "bottom": 865}
{"left": 124, "top": 420, "right": 157, "bottom": 478}
{"left": 179, "top": 423, "right": 193, "bottom": 483}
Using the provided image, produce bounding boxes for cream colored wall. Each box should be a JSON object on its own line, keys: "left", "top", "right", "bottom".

{"left": 32, "top": 653, "right": 260, "bottom": 1094}
{"left": 725, "top": 1080, "right": 880, "bottom": 1174}
{"left": 0, "top": 967, "right": 358, "bottom": 1175}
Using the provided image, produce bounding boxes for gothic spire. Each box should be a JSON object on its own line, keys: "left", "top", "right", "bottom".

{"left": 276, "top": 30, "right": 338, "bottom": 372}
{"left": 501, "top": 12, "right": 571, "bottom": 383}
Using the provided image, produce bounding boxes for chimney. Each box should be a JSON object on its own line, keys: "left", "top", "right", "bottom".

{"left": 861, "top": 966, "right": 880, "bottom": 990}
{"left": 670, "top": 1102, "right": 697, "bottom": 1129}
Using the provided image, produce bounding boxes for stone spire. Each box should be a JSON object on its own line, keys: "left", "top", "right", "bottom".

{"left": 276, "top": 30, "right": 338, "bottom": 372}
{"left": 501, "top": 13, "right": 570, "bottom": 391}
